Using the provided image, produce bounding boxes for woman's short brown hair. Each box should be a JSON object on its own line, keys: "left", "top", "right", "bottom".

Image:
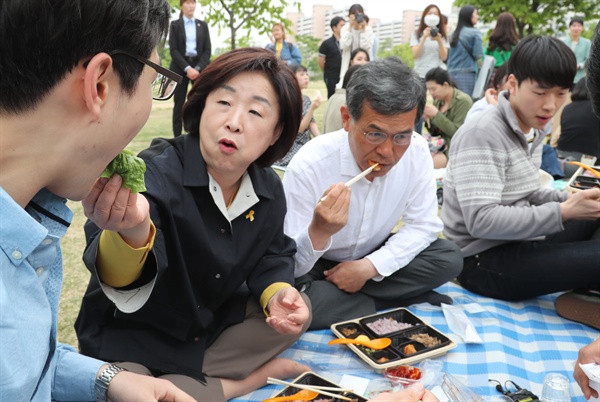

{"left": 182, "top": 47, "right": 302, "bottom": 167}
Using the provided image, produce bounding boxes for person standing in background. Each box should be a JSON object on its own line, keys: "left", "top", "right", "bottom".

{"left": 484, "top": 12, "right": 519, "bottom": 86}
{"left": 169, "top": 0, "right": 212, "bottom": 137}
{"left": 339, "top": 4, "right": 373, "bottom": 89}
{"left": 266, "top": 23, "right": 302, "bottom": 66}
{"left": 411, "top": 4, "right": 449, "bottom": 80}
{"left": 447, "top": 5, "right": 483, "bottom": 97}
{"left": 563, "top": 17, "right": 591, "bottom": 86}
{"left": 318, "top": 16, "right": 345, "bottom": 99}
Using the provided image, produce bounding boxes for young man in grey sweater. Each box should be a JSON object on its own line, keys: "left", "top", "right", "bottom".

{"left": 442, "top": 35, "right": 600, "bottom": 301}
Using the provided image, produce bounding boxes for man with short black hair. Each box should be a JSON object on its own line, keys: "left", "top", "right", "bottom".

{"left": 318, "top": 16, "right": 346, "bottom": 98}
{"left": 0, "top": 0, "right": 193, "bottom": 400}
{"left": 442, "top": 35, "right": 600, "bottom": 301}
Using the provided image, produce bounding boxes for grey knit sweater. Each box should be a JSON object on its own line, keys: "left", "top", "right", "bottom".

{"left": 441, "top": 92, "right": 567, "bottom": 257}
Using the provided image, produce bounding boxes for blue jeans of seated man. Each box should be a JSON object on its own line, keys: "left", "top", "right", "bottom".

{"left": 459, "top": 220, "right": 600, "bottom": 301}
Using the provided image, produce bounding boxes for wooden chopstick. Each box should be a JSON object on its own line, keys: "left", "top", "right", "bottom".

{"left": 320, "top": 163, "right": 379, "bottom": 202}
{"left": 266, "top": 377, "right": 355, "bottom": 401}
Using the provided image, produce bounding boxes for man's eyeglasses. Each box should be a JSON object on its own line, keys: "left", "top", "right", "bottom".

{"left": 109, "top": 49, "right": 182, "bottom": 101}
{"left": 363, "top": 131, "right": 412, "bottom": 146}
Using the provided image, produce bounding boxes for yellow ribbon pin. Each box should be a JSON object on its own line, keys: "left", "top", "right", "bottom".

{"left": 245, "top": 210, "right": 255, "bottom": 221}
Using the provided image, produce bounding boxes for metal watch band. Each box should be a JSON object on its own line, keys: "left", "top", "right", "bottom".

{"left": 94, "top": 364, "right": 126, "bottom": 402}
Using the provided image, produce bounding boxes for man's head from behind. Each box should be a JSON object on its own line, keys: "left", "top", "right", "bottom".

{"left": 0, "top": 0, "right": 170, "bottom": 116}
{"left": 341, "top": 57, "right": 425, "bottom": 177}
{"left": 505, "top": 35, "right": 576, "bottom": 132}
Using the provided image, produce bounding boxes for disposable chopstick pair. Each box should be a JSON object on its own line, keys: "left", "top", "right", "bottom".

{"left": 320, "top": 163, "right": 379, "bottom": 202}
{"left": 266, "top": 377, "right": 354, "bottom": 401}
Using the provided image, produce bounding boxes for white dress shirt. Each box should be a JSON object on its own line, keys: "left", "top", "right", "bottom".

{"left": 282, "top": 129, "right": 443, "bottom": 279}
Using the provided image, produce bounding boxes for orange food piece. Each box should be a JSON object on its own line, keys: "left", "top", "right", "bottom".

{"left": 368, "top": 160, "right": 381, "bottom": 171}
{"left": 403, "top": 344, "right": 417, "bottom": 355}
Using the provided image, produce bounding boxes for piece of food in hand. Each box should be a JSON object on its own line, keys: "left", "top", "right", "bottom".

{"left": 101, "top": 149, "right": 146, "bottom": 193}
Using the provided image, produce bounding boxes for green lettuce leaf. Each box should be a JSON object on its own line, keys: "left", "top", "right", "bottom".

{"left": 101, "top": 149, "right": 146, "bottom": 193}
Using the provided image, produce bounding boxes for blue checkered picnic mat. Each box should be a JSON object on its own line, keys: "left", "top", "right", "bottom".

{"left": 233, "top": 282, "right": 599, "bottom": 401}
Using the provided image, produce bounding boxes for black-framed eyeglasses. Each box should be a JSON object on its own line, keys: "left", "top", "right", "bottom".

{"left": 109, "top": 49, "right": 182, "bottom": 101}
{"left": 363, "top": 131, "right": 412, "bottom": 146}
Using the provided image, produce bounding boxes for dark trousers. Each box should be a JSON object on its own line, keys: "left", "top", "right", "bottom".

{"left": 459, "top": 220, "right": 600, "bottom": 301}
{"left": 296, "top": 238, "right": 463, "bottom": 329}
{"left": 324, "top": 75, "right": 339, "bottom": 99}
{"left": 119, "top": 295, "right": 311, "bottom": 401}
{"left": 172, "top": 75, "right": 190, "bottom": 137}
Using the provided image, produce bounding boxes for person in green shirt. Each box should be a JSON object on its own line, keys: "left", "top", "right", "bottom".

{"left": 423, "top": 67, "right": 473, "bottom": 168}
{"left": 484, "top": 12, "right": 519, "bottom": 68}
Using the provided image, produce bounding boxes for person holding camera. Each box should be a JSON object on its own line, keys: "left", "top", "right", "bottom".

{"left": 411, "top": 4, "right": 449, "bottom": 79}
{"left": 338, "top": 3, "right": 373, "bottom": 89}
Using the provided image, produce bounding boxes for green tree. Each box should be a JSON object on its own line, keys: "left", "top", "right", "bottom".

{"left": 197, "top": 0, "right": 300, "bottom": 50}
{"left": 583, "top": 20, "right": 599, "bottom": 40}
{"left": 453, "top": 0, "right": 600, "bottom": 38}
{"left": 378, "top": 43, "right": 414, "bottom": 69}
{"left": 295, "top": 34, "right": 321, "bottom": 77}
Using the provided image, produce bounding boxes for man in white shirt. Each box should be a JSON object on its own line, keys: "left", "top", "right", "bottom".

{"left": 283, "top": 57, "right": 463, "bottom": 329}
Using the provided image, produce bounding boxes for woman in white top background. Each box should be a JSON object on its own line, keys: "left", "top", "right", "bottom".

{"left": 338, "top": 4, "right": 373, "bottom": 88}
{"left": 410, "top": 4, "right": 449, "bottom": 79}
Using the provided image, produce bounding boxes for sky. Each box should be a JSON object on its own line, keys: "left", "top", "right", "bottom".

{"left": 199, "top": 0, "right": 457, "bottom": 50}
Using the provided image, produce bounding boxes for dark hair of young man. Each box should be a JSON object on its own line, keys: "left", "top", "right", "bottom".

{"left": 182, "top": 47, "right": 302, "bottom": 167}
{"left": 507, "top": 35, "right": 576, "bottom": 90}
{"left": 330, "top": 16, "right": 344, "bottom": 29}
{"left": 569, "top": 17, "right": 584, "bottom": 27}
{"left": 0, "top": 0, "right": 170, "bottom": 115}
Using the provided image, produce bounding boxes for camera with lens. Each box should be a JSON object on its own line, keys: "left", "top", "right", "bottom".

{"left": 355, "top": 13, "right": 364, "bottom": 23}
{"left": 430, "top": 27, "right": 439, "bottom": 37}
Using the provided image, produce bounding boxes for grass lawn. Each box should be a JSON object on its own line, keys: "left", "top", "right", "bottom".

{"left": 58, "top": 80, "right": 327, "bottom": 348}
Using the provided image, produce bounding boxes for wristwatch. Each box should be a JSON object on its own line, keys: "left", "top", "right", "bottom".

{"left": 94, "top": 364, "right": 126, "bottom": 402}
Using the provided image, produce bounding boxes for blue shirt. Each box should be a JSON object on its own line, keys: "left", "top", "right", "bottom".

{"left": 447, "top": 26, "right": 483, "bottom": 74}
{"left": 183, "top": 16, "right": 197, "bottom": 57}
{"left": 0, "top": 187, "right": 103, "bottom": 401}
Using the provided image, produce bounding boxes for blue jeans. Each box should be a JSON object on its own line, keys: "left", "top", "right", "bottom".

{"left": 459, "top": 220, "right": 600, "bottom": 301}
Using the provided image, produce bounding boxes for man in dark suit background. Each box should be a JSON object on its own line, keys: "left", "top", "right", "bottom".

{"left": 169, "top": 0, "right": 211, "bottom": 137}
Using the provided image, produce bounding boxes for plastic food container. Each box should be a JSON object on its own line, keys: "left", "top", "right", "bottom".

{"left": 330, "top": 308, "right": 456, "bottom": 370}
{"left": 383, "top": 365, "right": 424, "bottom": 387}
{"left": 268, "top": 372, "right": 368, "bottom": 402}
